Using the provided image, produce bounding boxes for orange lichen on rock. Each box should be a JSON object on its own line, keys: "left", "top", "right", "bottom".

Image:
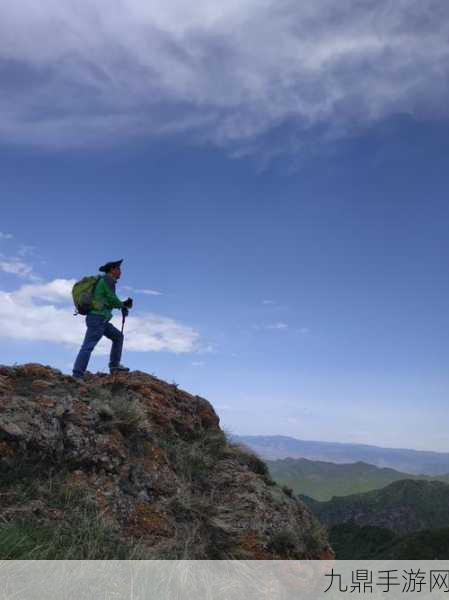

{"left": 95, "top": 431, "right": 127, "bottom": 462}
{"left": 198, "top": 405, "right": 220, "bottom": 429}
{"left": 0, "top": 363, "right": 333, "bottom": 559}
{"left": 239, "top": 531, "right": 271, "bottom": 559}
{"left": 0, "top": 440, "right": 15, "bottom": 457}
{"left": 126, "top": 382, "right": 153, "bottom": 396}
{"left": 31, "top": 379, "right": 54, "bottom": 390}
{"left": 140, "top": 443, "right": 166, "bottom": 466}
{"left": 127, "top": 503, "right": 174, "bottom": 538}
{"left": 0, "top": 375, "right": 12, "bottom": 392}
{"left": 34, "top": 394, "right": 57, "bottom": 408}
{"left": 20, "top": 364, "right": 58, "bottom": 379}
{"left": 72, "top": 399, "right": 90, "bottom": 415}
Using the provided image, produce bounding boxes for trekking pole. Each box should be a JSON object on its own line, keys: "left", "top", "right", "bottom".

{"left": 121, "top": 308, "right": 127, "bottom": 335}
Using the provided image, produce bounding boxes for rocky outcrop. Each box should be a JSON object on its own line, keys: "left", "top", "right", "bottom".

{"left": 0, "top": 364, "right": 333, "bottom": 559}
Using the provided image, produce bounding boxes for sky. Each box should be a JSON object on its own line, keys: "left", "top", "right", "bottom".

{"left": 1, "top": 0, "right": 449, "bottom": 452}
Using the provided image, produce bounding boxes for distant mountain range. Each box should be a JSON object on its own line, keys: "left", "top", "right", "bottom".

{"left": 234, "top": 435, "right": 449, "bottom": 475}
{"left": 266, "top": 457, "right": 449, "bottom": 501}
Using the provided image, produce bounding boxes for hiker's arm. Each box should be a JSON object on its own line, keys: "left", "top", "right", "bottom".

{"left": 98, "top": 278, "right": 123, "bottom": 309}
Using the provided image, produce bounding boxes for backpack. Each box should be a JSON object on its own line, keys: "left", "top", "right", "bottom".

{"left": 72, "top": 276, "right": 101, "bottom": 315}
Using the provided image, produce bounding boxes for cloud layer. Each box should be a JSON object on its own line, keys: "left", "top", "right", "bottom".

{"left": 0, "top": 255, "right": 38, "bottom": 280}
{"left": 1, "top": 0, "right": 449, "bottom": 151}
{"left": 0, "top": 278, "right": 199, "bottom": 354}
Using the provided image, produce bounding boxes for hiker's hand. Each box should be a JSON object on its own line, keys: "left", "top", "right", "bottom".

{"left": 123, "top": 297, "right": 133, "bottom": 309}
{"left": 121, "top": 307, "right": 129, "bottom": 317}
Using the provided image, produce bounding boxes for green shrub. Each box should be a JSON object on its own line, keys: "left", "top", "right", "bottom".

{"left": 159, "top": 430, "right": 228, "bottom": 487}
{"left": 282, "top": 485, "right": 294, "bottom": 497}
{"left": 230, "top": 446, "right": 269, "bottom": 476}
{"left": 0, "top": 513, "right": 143, "bottom": 559}
{"left": 109, "top": 398, "right": 143, "bottom": 435}
{"left": 268, "top": 530, "right": 298, "bottom": 557}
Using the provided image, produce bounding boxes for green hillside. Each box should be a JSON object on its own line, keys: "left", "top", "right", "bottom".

{"left": 300, "top": 478, "right": 449, "bottom": 535}
{"left": 267, "top": 456, "right": 449, "bottom": 501}
{"left": 329, "top": 523, "right": 449, "bottom": 559}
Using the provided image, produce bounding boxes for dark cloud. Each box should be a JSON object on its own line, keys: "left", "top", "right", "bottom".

{"left": 0, "top": 0, "right": 448, "bottom": 150}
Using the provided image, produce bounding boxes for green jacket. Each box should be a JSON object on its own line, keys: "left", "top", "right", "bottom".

{"left": 89, "top": 275, "right": 123, "bottom": 321}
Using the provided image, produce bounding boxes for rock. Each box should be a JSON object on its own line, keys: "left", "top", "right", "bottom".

{"left": 0, "top": 375, "right": 12, "bottom": 393}
{"left": 0, "top": 363, "right": 333, "bottom": 559}
{"left": 0, "top": 421, "right": 24, "bottom": 439}
{"left": 54, "top": 405, "right": 66, "bottom": 418}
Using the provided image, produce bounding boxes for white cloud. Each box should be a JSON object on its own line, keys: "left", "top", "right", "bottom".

{"left": 0, "top": 256, "right": 37, "bottom": 279}
{"left": 123, "top": 286, "right": 163, "bottom": 296}
{"left": 0, "top": 278, "right": 199, "bottom": 354}
{"left": 196, "top": 343, "right": 217, "bottom": 354}
{"left": 0, "top": 232, "right": 13, "bottom": 240}
{"left": 266, "top": 322, "right": 288, "bottom": 330}
{"left": 254, "top": 321, "right": 288, "bottom": 331}
{"left": 0, "top": 1, "right": 448, "bottom": 151}
{"left": 16, "top": 278, "right": 75, "bottom": 302}
{"left": 17, "top": 244, "right": 36, "bottom": 257}
{"left": 119, "top": 313, "right": 198, "bottom": 353}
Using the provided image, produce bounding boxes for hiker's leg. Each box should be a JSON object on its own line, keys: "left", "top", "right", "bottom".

{"left": 73, "top": 315, "right": 105, "bottom": 377}
{"left": 103, "top": 321, "right": 124, "bottom": 369}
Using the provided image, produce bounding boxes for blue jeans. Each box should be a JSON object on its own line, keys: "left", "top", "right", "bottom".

{"left": 73, "top": 314, "right": 123, "bottom": 377}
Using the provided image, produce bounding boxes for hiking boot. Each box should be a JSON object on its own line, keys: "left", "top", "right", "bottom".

{"left": 72, "top": 372, "right": 85, "bottom": 381}
{"left": 110, "top": 364, "right": 130, "bottom": 375}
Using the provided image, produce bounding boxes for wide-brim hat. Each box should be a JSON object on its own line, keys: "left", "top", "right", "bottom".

{"left": 99, "top": 259, "right": 123, "bottom": 273}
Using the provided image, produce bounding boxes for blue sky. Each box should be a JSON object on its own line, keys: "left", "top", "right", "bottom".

{"left": 1, "top": 1, "right": 449, "bottom": 452}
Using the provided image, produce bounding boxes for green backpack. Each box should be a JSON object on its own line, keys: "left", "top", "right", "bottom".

{"left": 72, "top": 276, "right": 100, "bottom": 315}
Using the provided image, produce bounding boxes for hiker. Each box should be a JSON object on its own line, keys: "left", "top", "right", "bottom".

{"left": 72, "top": 259, "right": 133, "bottom": 378}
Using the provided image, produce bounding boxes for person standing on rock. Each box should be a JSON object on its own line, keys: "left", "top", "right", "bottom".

{"left": 72, "top": 259, "right": 133, "bottom": 379}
